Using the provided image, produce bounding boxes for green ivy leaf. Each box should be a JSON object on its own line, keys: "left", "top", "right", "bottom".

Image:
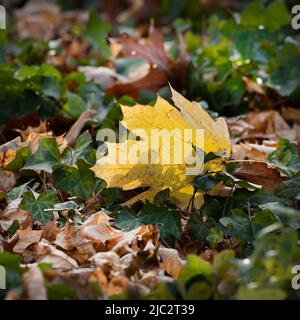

{"left": 138, "top": 202, "right": 182, "bottom": 246}
{"left": 20, "top": 190, "right": 60, "bottom": 224}
{"left": 62, "top": 131, "right": 96, "bottom": 166}
{"left": 270, "top": 44, "right": 300, "bottom": 96}
{"left": 0, "top": 252, "right": 21, "bottom": 298}
{"left": 240, "top": 0, "right": 266, "bottom": 28}
{"left": 260, "top": 202, "right": 300, "bottom": 227}
{"left": 206, "top": 228, "right": 224, "bottom": 249}
{"left": 188, "top": 212, "right": 216, "bottom": 242}
{"left": 114, "top": 207, "right": 143, "bottom": 231}
{"left": 7, "top": 181, "right": 31, "bottom": 202}
{"left": 241, "top": 0, "right": 289, "bottom": 32}
{"left": 265, "top": 1, "right": 290, "bottom": 32}
{"left": 219, "top": 208, "right": 278, "bottom": 243}
{"left": 46, "top": 282, "right": 79, "bottom": 300}
{"left": 53, "top": 163, "right": 96, "bottom": 199}
{"left": 268, "top": 139, "right": 300, "bottom": 177}
{"left": 63, "top": 92, "right": 85, "bottom": 119}
{"left": 5, "top": 146, "right": 31, "bottom": 171}
{"left": 114, "top": 202, "right": 182, "bottom": 245}
{"left": 179, "top": 255, "right": 213, "bottom": 284}
{"left": 192, "top": 175, "right": 219, "bottom": 192}
{"left": 23, "top": 137, "right": 62, "bottom": 173}
{"left": 86, "top": 12, "right": 111, "bottom": 58}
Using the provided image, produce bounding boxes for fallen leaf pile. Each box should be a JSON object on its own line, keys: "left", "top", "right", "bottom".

{"left": 229, "top": 109, "right": 300, "bottom": 161}
{"left": 2, "top": 210, "right": 186, "bottom": 299}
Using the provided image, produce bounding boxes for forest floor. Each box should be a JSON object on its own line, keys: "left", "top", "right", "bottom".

{"left": 1, "top": 0, "right": 300, "bottom": 300}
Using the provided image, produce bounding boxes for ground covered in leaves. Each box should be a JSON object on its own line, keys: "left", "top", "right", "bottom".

{"left": 1, "top": 0, "right": 300, "bottom": 300}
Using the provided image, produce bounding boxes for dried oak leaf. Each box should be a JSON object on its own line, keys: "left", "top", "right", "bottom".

{"left": 105, "top": 276, "right": 130, "bottom": 297}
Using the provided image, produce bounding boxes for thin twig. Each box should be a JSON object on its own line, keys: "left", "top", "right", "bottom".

{"left": 84, "top": 189, "right": 103, "bottom": 215}
{"left": 65, "top": 109, "right": 97, "bottom": 147}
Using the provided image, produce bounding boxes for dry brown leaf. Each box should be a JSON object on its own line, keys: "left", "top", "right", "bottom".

{"left": 14, "top": 1, "right": 88, "bottom": 41}
{"left": 78, "top": 66, "right": 127, "bottom": 89}
{"left": 55, "top": 223, "right": 95, "bottom": 263}
{"left": 106, "top": 65, "right": 166, "bottom": 99}
{"left": 79, "top": 211, "right": 123, "bottom": 247}
{"left": 41, "top": 221, "right": 60, "bottom": 242}
{"left": 201, "top": 249, "right": 218, "bottom": 264}
{"left": 89, "top": 252, "right": 122, "bottom": 277}
{"left": 159, "top": 248, "right": 185, "bottom": 278}
{"left": 227, "top": 117, "right": 254, "bottom": 138}
{"left": 0, "top": 149, "right": 16, "bottom": 169}
{"left": 107, "top": 24, "right": 188, "bottom": 98}
{"left": 228, "top": 111, "right": 296, "bottom": 141}
{"left": 13, "top": 229, "right": 43, "bottom": 254}
{"left": 0, "top": 209, "right": 30, "bottom": 231}
{"left": 64, "top": 109, "right": 96, "bottom": 147}
{"left": 88, "top": 268, "right": 108, "bottom": 289}
{"left": 110, "top": 24, "right": 187, "bottom": 77}
{"left": 36, "top": 240, "right": 79, "bottom": 269}
{"left": 244, "top": 111, "right": 296, "bottom": 140}
{"left": 105, "top": 276, "right": 130, "bottom": 297}
{"left": 247, "top": 143, "right": 277, "bottom": 157}
{"left": 22, "top": 265, "right": 47, "bottom": 300}
{"left": 139, "top": 270, "right": 173, "bottom": 288}
{"left": 19, "top": 122, "right": 48, "bottom": 142}
{"left": 119, "top": 253, "right": 141, "bottom": 277}
{"left": 243, "top": 76, "right": 266, "bottom": 95}
{"left": 232, "top": 162, "right": 285, "bottom": 192}
{"left": 282, "top": 107, "right": 300, "bottom": 124}
{"left": 231, "top": 143, "right": 276, "bottom": 161}
{"left": 115, "top": 0, "right": 159, "bottom": 24}
{"left": 89, "top": 271, "right": 134, "bottom": 297}
{"left": 15, "top": 1, "right": 62, "bottom": 40}
{"left": 25, "top": 131, "right": 67, "bottom": 154}
{"left": 111, "top": 225, "right": 159, "bottom": 255}
{"left": 0, "top": 138, "right": 22, "bottom": 192}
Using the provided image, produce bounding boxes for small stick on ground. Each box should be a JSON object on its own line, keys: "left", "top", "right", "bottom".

{"left": 65, "top": 109, "right": 97, "bottom": 147}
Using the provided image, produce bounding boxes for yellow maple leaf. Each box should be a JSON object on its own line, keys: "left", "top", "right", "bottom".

{"left": 92, "top": 87, "right": 231, "bottom": 208}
